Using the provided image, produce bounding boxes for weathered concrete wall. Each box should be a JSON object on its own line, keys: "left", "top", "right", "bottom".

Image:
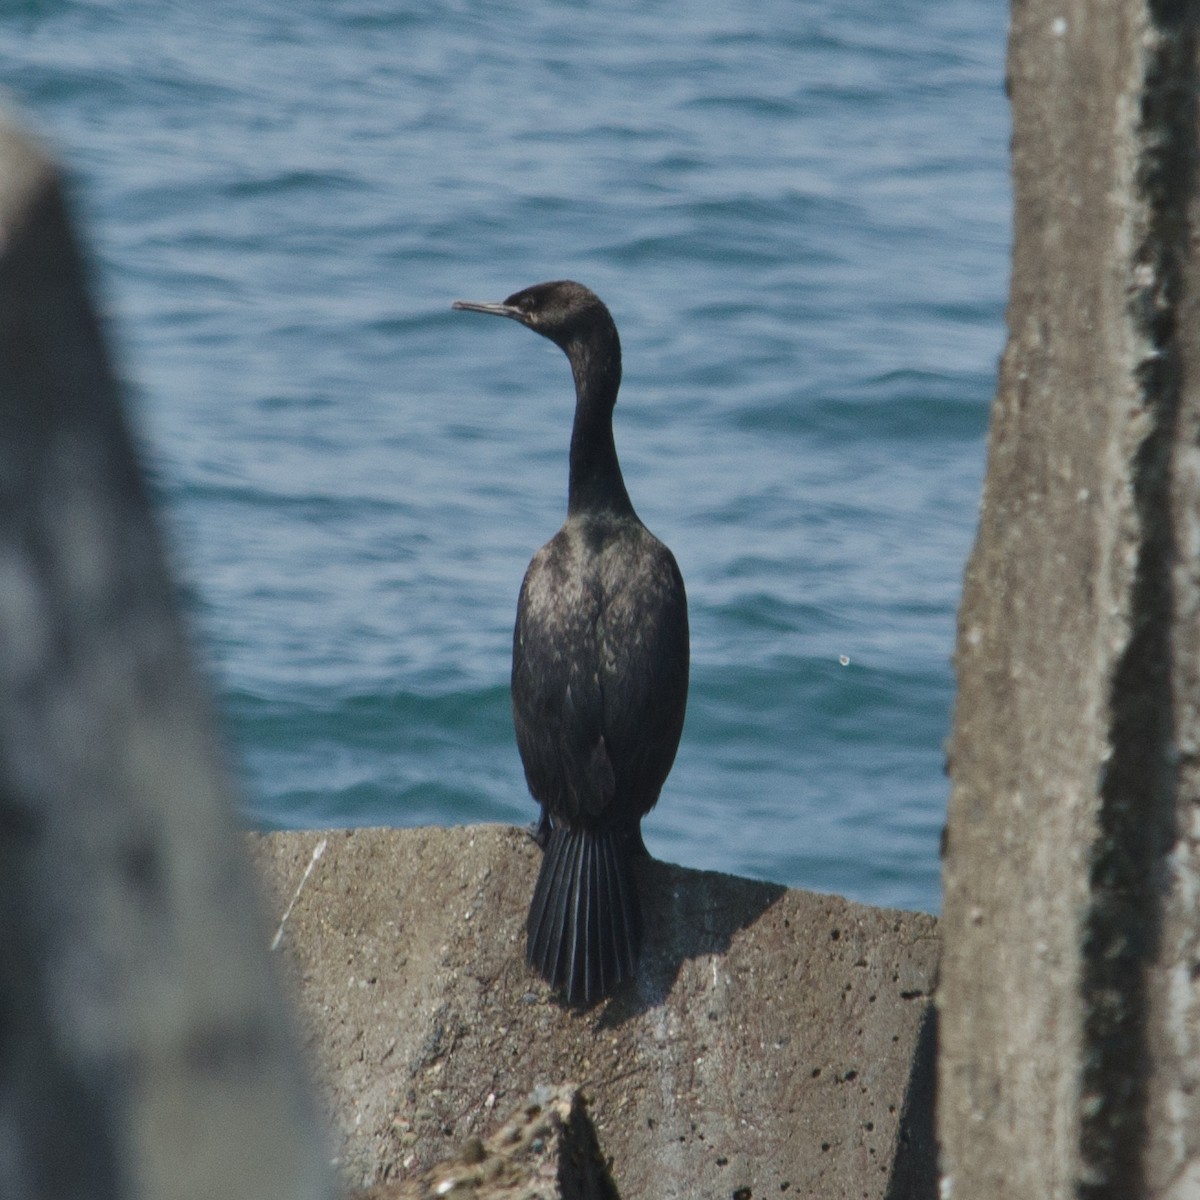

{"left": 251, "top": 826, "right": 939, "bottom": 1200}
{"left": 0, "top": 113, "right": 334, "bottom": 1200}
{"left": 940, "top": 3, "right": 1200, "bottom": 1197}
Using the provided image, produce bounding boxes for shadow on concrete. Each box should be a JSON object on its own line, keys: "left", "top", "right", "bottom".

{"left": 597, "top": 856, "right": 788, "bottom": 1026}
{"left": 884, "top": 1001, "right": 938, "bottom": 1200}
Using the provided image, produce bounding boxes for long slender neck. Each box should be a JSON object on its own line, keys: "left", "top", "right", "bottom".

{"left": 564, "top": 327, "right": 635, "bottom": 520}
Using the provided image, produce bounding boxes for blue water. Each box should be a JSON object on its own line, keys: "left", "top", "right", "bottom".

{"left": 1, "top": 0, "right": 1009, "bottom": 913}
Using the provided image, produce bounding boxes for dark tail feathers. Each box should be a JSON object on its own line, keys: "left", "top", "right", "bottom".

{"left": 526, "top": 824, "right": 642, "bottom": 1006}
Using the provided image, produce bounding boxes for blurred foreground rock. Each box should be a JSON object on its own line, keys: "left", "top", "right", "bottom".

{"left": 251, "top": 825, "right": 939, "bottom": 1200}
{"left": 0, "top": 113, "right": 333, "bottom": 1200}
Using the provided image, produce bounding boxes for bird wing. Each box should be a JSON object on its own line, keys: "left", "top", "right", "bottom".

{"left": 512, "top": 523, "right": 689, "bottom": 828}
{"left": 595, "top": 532, "right": 689, "bottom": 813}
{"left": 512, "top": 533, "right": 616, "bottom": 825}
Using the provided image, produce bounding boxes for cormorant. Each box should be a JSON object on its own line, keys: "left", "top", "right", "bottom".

{"left": 452, "top": 281, "right": 689, "bottom": 1005}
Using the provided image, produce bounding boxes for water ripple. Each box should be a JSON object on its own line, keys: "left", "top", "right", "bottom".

{"left": 0, "top": 0, "right": 1009, "bottom": 913}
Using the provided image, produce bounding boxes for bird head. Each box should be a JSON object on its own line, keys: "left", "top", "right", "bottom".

{"left": 453, "top": 280, "right": 616, "bottom": 354}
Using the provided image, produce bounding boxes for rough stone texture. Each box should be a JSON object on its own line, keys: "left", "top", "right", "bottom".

{"left": 1155, "top": 58, "right": 1200, "bottom": 1199}
{"left": 349, "top": 1085, "right": 618, "bottom": 1200}
{"left": 0, "top": 111, "right": 333, "bottom": 1200}
{"left": 940, "top": 3, "right": 1200, "bottom": 1197}
{"left": 250, "top": 825, "right": 939, "bottom": 1200}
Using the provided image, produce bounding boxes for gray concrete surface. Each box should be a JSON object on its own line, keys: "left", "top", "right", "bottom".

{"left": 251, "top": 825, "right": 938, "bottom": 1200}
{"left": 940, "top": 3, "right": 1200, "bottom": 1197}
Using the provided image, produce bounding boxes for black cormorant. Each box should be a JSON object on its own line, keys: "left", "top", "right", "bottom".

{"left": 453, "top": 280, "right": 689, "bottom": 1005}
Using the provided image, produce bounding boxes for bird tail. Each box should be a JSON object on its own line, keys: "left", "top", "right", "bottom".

{"left": 526, "top": 824, "right": 643, "bottom": 1006}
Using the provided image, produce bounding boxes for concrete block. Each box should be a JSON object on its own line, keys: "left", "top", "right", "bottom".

{"left": 941, "top": 3, "right": 1200, "bottom": 1196}
{"left": 251, "top": 825, "right": 938, "bottom": 1199}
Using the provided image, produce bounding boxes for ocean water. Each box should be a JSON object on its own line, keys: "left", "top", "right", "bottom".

{"left": 1, "top": 0, "right": 1009, "bottom": 914}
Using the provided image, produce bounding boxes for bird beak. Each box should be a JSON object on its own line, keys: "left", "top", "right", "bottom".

{"left": 452, "top": 299, "right": 524, "bottom": 321}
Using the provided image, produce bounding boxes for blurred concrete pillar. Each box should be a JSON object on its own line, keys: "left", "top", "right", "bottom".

{"left": 940, "top": 3, "right": 1200, "bottom": 1197}
{"left": 0, "top": 113, "right": 334, "bottom": 1200}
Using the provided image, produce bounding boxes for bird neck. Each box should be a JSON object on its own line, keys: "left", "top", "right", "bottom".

{"left": 565, "top": 336, "right": 634, "bottom": 519}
